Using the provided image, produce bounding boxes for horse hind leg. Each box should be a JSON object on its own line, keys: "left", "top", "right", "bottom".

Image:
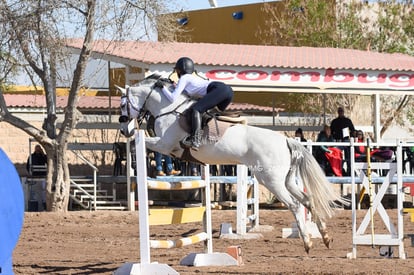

{"left": 258, "top": 167, "right": 313, "bottom": 253}
{"left": 285, "top": 167, "right": 332, "bottom": 249}
{"left": 314, "top": 217, "right": 332, "bottom": 249}
{"left": 285, "top": 167, "right": 313, "bottom": 214}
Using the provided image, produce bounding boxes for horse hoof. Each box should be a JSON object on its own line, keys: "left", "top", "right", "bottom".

{"left": 304, "top": 241, "right": 313, "bottom": 254}
{"left": 323, "top": 236, "right": 333, "bottom": 249}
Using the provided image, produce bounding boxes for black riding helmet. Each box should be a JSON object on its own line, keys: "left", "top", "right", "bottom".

{"left": 174, "top": 57, "right": 194, "bottom": 78}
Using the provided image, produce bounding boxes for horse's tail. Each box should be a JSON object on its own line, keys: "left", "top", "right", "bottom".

{"left": 286, "top": 139, "right": 349, "bottom": 220}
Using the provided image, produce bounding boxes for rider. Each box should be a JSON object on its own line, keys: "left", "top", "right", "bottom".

{"left": 156, "top": 57, "right": 234, "bottom": 150}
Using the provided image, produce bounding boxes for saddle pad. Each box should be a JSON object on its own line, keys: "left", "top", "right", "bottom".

{"left": 216, "top": 115, "right": 247, "bottom": 124}
{"left": 203, "top": 118, "right": 236, "bottom": 143}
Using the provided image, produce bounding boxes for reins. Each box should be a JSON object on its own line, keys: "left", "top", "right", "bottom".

{"left": 152, "top": 97, "right": 192, "bottom": 120}
{"left": 125, "top": 81, "right": 193, "bottom": 127}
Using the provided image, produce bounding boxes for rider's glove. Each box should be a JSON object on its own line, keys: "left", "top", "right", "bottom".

{"left": 154, "top": 80, "right": 164, "bottom": 89}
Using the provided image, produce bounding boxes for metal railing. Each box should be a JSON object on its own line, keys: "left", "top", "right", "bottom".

{"left": 69, "top": 150, "right": 99, "bottom": 210}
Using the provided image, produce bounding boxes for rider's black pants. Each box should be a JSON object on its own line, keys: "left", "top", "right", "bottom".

{"left": 192, "top": 81, "right": 233, "bottom": 113}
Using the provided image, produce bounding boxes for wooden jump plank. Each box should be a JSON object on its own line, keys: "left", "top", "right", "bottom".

{"left": 403, "top": 208, "right": 414, "bottom": 222}
{"left": 149, "top": 206, "right": 206, "bottom": 226}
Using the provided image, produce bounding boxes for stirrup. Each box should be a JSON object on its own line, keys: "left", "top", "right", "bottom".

{"left": 182, "top": 136, "right": 193, "bottom": 148}
{"left": 182, "top": 135, "right": 200, "bottom": 151}
{"left": 192, "top": 130, "right": 203, "bottom": 150}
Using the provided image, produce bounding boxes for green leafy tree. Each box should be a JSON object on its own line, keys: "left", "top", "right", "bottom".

{"left": 261, "top": 0, "right": 414, "bottom": 136}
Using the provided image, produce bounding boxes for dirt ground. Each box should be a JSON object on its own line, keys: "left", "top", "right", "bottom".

{"left": 13, "top": 208, "right": 414, "bottom": 275}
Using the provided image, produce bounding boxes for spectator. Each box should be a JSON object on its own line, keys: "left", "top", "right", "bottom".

{"left": 27, "top": 145, "right": 47, "bottom": 176}
{"left": 315, "top": 125, "right": 342, "bottom": 176}
{"left": 354, "top": 130, "right": 394, "bottom": 163}
{"left": 315, "top": 125, "right": 334, "bottom": 174}
{"left": 354, "top": 130, "right": 367, "bottom": 162}
{"left": 330, "top": 106, "right": 355, "bottom": 142}
{"left": 330, "top": 107, "right": 355, "bottom": 175}
{"left": 26, "top": 144, "right": 47, "bottom": 210}
{"left": 295, "top": 128, "right": 307, "bottom": 142}
{"left": 154, "top": 152, "right": 181, "bottom": 176}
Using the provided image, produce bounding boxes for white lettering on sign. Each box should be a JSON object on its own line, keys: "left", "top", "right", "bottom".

{"left": 205, "top": 68, "right": 414, "bottom": 90}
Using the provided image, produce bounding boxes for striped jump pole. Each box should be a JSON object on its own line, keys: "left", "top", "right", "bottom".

{"left": 220, "top": 165, "right": 269, "bottom": 239}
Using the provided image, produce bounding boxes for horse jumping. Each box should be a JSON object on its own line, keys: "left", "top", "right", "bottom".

{"left": 117, "top": 75, "right": 348, "bottom": 253}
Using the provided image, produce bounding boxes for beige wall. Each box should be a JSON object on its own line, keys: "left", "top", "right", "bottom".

{"left": 0, "top": 121, "right": 31, "bottom": 165}
{"left": 0, "top": 119, "right": 123, "bottom": 177}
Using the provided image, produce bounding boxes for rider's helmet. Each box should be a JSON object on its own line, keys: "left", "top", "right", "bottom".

{"left": 174, "top": 57, "right": 194, "bottom": 78}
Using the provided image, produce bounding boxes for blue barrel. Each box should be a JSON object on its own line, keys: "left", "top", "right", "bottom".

{"left": 0, "top": 149, "right": 25, "bottom": 275}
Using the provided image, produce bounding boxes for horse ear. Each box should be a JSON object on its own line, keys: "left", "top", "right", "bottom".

{"left": 115, "top": 85, "right": 127, "bottom": 95}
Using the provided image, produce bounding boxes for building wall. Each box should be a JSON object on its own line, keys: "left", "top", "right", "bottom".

{"left": 165, "top": 2, "right": 285, "bottom": 45}
{"left": 0, "top": 116, "right": 122, "bottom": 177}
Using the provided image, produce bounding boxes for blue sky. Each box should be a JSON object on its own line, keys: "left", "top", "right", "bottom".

{"left": 177, "top": 0, "right": 270, "bottom": 11}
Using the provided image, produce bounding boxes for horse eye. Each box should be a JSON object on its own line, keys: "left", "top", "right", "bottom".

{"left": 119, "top": 116, "right": 129, "bottom": 123}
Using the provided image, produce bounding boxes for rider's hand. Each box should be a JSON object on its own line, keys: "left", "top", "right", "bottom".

{"left": 154, "top": 80, "right": 164, "bottom": 89}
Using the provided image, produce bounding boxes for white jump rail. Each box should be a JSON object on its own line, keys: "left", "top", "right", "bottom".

{"left": 151, "top": 166, "right": 262, "bottom": 238}
{"left": 115, "top": 130, "right": 237, "bottom": 275}
{"left": 348, "top": 139, "right": 406, "bottom": 259}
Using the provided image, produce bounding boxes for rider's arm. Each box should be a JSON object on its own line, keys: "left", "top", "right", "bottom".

{"left": 161, "top": 76, "right": 189, "bottom": 102}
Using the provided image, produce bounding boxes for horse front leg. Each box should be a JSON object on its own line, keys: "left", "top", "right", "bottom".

{"left": 145, "top": 136, "right": 161, "bottom": 146}
{"left": 144, "top": 137, "right": 183, "bottom": 158}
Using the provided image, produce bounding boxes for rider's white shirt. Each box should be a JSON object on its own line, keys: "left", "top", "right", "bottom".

{"left": 161, "top": 74, "right": 210, "bottom": 102}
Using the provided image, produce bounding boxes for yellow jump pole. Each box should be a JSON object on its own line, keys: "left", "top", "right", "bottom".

{"left": 366, "top": 138, "right": 375, "bottom": 248}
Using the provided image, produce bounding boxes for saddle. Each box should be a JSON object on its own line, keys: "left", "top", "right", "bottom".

{"left": 175, "top": 109, "right": 246, "bottom": 164}
{"left": 179, "top": 108, "right": 246, "bottom": 138}
{"left": 146, "top": 109, "right": 246, "bottom": 165}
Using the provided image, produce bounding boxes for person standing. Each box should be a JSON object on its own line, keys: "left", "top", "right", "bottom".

{"left": 330, "top": 107, "right": 355, "bottom": 176}
{"left": 330, "top": 107, "right": 355, "bottom": 142}
{"left": 294, "top": 128, "right": 307, "bottom": 142}
{"left": 26, "top": 145, "right": 47, "bottom": 210}
{"left": 154, "top": 152, "right": 181, "bottom": 177}
{"left": 27, "top": 145, "right": 47, "bottom": 176}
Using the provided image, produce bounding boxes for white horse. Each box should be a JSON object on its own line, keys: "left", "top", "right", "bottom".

{"left": 118, "top": 75, "right": 347, "bottom": 253}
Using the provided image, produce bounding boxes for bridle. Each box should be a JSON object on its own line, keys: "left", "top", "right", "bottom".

{"left": 119, "top": 80, "right": 193, "bottom": 136}
{"left": 119, "top": 87, "right": 155, "bottom": 126}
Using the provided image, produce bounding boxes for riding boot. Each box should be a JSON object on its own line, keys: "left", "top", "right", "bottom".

{"left": 191, "top": 110, "right": 203, "bottom": 150}
{"left": 182, "top": 110, "right": 203, "bottom": 150}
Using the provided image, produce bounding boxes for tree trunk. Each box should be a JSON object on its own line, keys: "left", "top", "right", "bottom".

{"left": 380, "top": 95, "right": 411, "bottom": 138}
{"left": 45, "top": 144, "right": 71, "bottom": 212}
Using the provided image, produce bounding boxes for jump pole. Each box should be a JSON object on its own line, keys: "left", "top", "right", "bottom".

{"left": 115, "top": 130, "right": 237, "bottom": 275}
{"left": 220, "top": 165, "right": 271, "bottom": 239}
{"left": 116, "top": 130, "right": 178, "bottom": 275}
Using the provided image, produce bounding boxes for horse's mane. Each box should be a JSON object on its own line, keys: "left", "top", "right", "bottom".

{"left": 130, "top": 73, "right": 190, "bottom": 106}
{"left": 139, "top": 73, "right": 173, "bottom": 87}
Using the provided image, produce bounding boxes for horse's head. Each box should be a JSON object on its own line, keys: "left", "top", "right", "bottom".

{"left": 117, "top": 74, "right": 169, "bottom": 137}
{"left": 117, "top": 85, "right": 136, "bottom": 137}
